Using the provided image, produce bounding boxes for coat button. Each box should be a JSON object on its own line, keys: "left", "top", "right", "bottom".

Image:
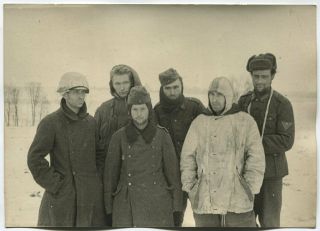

{"left": 72, "top": 171, "right": 76, "bottom": 175}
{"left": 273, "top": 153, "right": 278, "bottom": 157}
{"left": 153, "top": 181, "right": 157, "bottom": 185}
{"left": 174, "top": 119, "right": 177, "bottom": 122}
{"left": 128, "top": 182, "right": 132, "bottom": 186}
{"left": 128, "top": 154, "right": 132, "bottom": 158}
{"left": 128, "top": 173, "right": 131, "bottom": 177}
{"left": 128, "top": 145, "right": 131, "bottom": 149}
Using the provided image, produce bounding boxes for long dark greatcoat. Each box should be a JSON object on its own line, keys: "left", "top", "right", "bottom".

{"left": 27, "top": 99, "right": 106, "bottom": 227}
{"left": 104, "top": 122, "right": 183, "bottom": 227}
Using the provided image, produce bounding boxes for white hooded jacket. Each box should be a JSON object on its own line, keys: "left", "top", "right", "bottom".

{"left": 180, "top": 77, "right": 265, "bottom": 214}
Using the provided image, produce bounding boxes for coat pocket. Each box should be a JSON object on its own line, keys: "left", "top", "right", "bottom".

{"left": 112, "top": 185, "right": 122, "bottom": 197}
{"left": 236, "top": 167, "right": 253, "bottom": 202}
{"left": 188, "top": 169, "right": 203, "bottom": 209}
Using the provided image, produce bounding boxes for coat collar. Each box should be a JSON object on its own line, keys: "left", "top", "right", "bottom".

{"left": 207, "top": 103, "right": 241, "bottom": 119}
{"left": 60, "top": 98, "right": 88, "bottom": 121}
{"left": 125, "top": 120, "right": 157, "bottom": 144}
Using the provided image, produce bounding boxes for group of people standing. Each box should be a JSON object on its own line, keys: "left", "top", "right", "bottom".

{"left": 27, "top": 53, "right": 295, "bottom": 228}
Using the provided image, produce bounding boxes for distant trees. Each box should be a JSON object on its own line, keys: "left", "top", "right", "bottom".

{"left": 39, "top": 94, "right": 49, "bottom": 121}
{"left": 4, "top": 82, "right": 50, "bottom": 127}
{"left": 27, "top": 82, "right": 42, "bottom": 126}
{"left": 12, "top": 87, "right": 20, "bottom": 126}
{"left": 4, "top": 85, "right": 20, "bottom": 126}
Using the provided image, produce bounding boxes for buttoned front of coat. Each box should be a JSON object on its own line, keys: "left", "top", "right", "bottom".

{"left": 28, "top": 100, "right": 105, "bottom": 227}
{"left": 104, "top": 126, "right": 183, "bottom": 227}
{"left": 180, "top": 113, "right": 265, "bottom": 215}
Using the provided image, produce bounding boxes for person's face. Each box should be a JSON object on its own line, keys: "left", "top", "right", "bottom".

{"left": 64, "top": 88, "right": 87, "bottom": 112}
{"left": 251, "top": 69, "right": 274, "bottom": 93}
{"left": 163, "top": 79, "right": 182, "bottom": 100}
{"left": 209, "top": 91, "right": 226, "bottom": 114}
{"left": 112, "top": 74, "right": 131, "bottom": 98}
{"left": 131, "top": 104, "right": 149, "bottom": 127}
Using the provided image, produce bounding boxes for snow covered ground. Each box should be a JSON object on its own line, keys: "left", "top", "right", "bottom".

{"left": 4, "top": 94, "right": 316, "bottom": 228}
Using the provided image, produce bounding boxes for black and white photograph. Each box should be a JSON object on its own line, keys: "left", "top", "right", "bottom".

{"left": 3, "top": 3, "right": 317, "bottom": 229}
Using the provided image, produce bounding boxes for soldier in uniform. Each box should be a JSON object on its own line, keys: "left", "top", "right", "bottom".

{"left": 28, "top": 72, "right": 106, "bottom": 227}
{"left": 153, "top": 68, "right": 206, "bottom": 227}
{"left": 238, "top": 53, "right": 295, "bottom": 227}
{"left": 95, "top": 64, "right": 141, "bottom": 226}
{"left": 104, "top": 86, "right": 183, "bottom": 227}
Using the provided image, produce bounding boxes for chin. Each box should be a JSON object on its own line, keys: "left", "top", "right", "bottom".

{"left": 134, "top": 120, "right": 148, "bottom": 126}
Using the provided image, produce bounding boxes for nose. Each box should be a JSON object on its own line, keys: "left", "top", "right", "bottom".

{"left": 136, "top": 110, "right": 142, "bottom": 117}
{"left": 211, "top": 96, "right": 217, "bottom": 103}
{"left": 256, "top": 76, "right": 264, "bottom": 84}
{"left": 79, "top": 93, "right": 85, "bottom": 100}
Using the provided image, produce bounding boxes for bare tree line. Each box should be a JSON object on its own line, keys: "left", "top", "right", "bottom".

{"left": 4, "top": 82, "right": 50, "bottom": 127}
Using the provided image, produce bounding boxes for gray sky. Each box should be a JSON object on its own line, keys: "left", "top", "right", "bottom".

{"left": 4, "top": 5, "right": 317, "bottom": 94}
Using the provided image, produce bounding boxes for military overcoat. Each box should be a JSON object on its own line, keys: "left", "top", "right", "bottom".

{"left": 27, "top": 99, "right": 105, "bottom": 227}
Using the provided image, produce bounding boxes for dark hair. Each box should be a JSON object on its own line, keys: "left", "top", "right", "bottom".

{"left": 109, "top": 65, "right": 134, "bottom": 96}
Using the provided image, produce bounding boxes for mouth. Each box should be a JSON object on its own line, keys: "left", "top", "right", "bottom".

{"left": 119, "top": 91, "right": 128, "bottom": 95}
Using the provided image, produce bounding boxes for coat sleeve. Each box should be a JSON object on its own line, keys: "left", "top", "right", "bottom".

{"left": 243, "top": 116, "right": 266, "bottom": 194}
{"left": 162, "top": 131, "right": 183, "bottom": 212}
{"left": 263, "top": 100, "right": 295, "bottom": 154}
{"left": 94, "top": 107, "right": 108, "bottom": 174}
{"left": 27, "top": 118, "right": 64, "bottom": 194}
{"left": 95, "top": 120, "right": 105, "bottom": 175}
{"left": 180, "top": 118, "right": 199, "bottom": 193}
{"left": 104, "top": 132, "right": 122, "bottom": 215}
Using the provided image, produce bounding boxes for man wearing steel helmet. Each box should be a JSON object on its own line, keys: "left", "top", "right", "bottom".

{"left": 238, "top": 53, "right": 295, "bottom": 227}
{"left": 153, "top": 68, "right": 205, "bottom": 227}
{"left": 27, "top": 72, "right": 106, "bottom": 227}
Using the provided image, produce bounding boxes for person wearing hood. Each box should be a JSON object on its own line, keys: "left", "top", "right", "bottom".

{"left": 27, "top": 72, "right": 106, "bottom": 227}
{"left": 238, "top": 53, "right": 295, "bottom": 227}
{"left": 180, "top": 77, "right": 265, "bottom": 227}
{"left": 104, "top": 86, "right": 183, "bottom": 227}
{"left": 153, "top": 68, "right": 206, "bottom": 226}
{"left": 94, "top": 64, "right": 141, "bottom": 168}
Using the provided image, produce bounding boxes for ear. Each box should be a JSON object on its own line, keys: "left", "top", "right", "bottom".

{"left": 62, "top": 92, "right": 68, "bottom": 99}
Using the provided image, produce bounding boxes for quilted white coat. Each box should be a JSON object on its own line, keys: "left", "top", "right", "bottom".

{"left": 180, "top": 112, "right": 265, "bottom": 214}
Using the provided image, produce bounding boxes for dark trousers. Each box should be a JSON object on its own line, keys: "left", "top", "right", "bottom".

{"left": 173, "top": 191, "right": 188, "bottom": 227}
{"left": 254, "top": 178, "right": 283, "bottom": 227}
{"left": 193, "top": 211, "right": 256, "bottom": 227}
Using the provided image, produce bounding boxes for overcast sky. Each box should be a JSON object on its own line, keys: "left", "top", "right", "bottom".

{"left": 4, "top": 5, "right": 316, "bottom": 94}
